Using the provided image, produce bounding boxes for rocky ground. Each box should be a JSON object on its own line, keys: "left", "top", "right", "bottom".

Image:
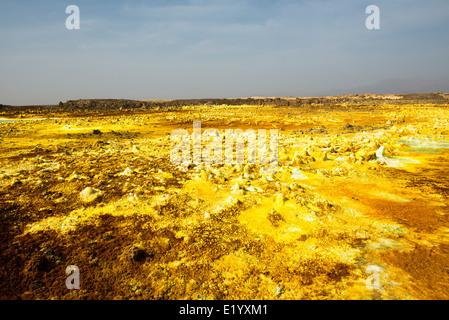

{"left": 1, "top": 96, "right": 449, "bottom": 300}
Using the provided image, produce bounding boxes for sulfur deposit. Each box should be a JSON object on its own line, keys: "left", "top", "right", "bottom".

{"left": 1, "top": 95, "right": 449, "bottom": 300}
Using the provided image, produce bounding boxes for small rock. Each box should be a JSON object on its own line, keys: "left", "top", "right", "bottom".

{"left": 125, "top": 246, "right": 151, "bottom": 262}
{"left": 102, "top": 234, "right": 115, "bottom": 241}
{"left": 268, "top": 208, "right": 285, "bottom": 227}
{"left": 119, "top": 167, "right": 134, "bottom": 176}
{"left": 321, "top": 151, "right": 329, "bottom": 161}
{"left": 79, "top": 187, "right": 102, "bottom": 203}
{"left": 28, "top": 254, "right": 51, "bottom": 272}
{"left": 300, "top": 148, "right": 311, "bottom": 157}
{"left": 243, "top": 164, "right": 255, "bottom": 174}
{"left": 347, "top": 154, "right": 355, "bottom": 163}
{"left": 274, "top": 193, "right": 288, "bottom": 208}
{"left": 128, "top": 192, "right": 140, "bottom": 202}
{"left": 66, "top": 171, "right": 82, "bottom": 181}
{"left": 83, "top": 241, "right": 97, "bottom": 249}
{"left": 291, "top": 168, "right": 307, "bottom": 180}
{"left": 92, "top": 129, "right": 102, "bottom": 135}
{"left": 231, "top": 182, "right": 242, "bottom": 194}
{"left": 275, "top": 285, "right": 285, "bottom": 298}
{"left": 289, "top": 152, "right": 303, "bottom": 166}
{"left": 246, "top": 185, "right": 262, "bottom": 192}
{"left": 9, "top": 178, "right": 22, "bottom": 187}
{"left": 29, "top": 280, "right": 45, "bottom": 291}
{"left": 376, "top": 146, "right": 385, "bottom": 158}
{"left": 92, "top": 140, "right": 107, "bottom": 148}
{"left": 152, "top": 194, "right": 170, "bottom": 208}
{"left": 200, "top": 169, "right": 208, "bottom": 180}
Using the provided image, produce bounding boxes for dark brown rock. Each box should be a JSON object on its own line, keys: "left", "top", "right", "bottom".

{"left": 28, "top": 254, "right": 50, "bottom": 272}
{"left": 125, "top": 246, "right": 151, "bottom": 262}
{"left": 29, "top": 280, "right": 45, "bottom": 291}
{"left": 268, "top": 209, "right": 285, "bottom": 227}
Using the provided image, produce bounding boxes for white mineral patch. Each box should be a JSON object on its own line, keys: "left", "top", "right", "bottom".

{"left": 246, "top": 185, "right": 262, "bottom": 192}
{"left": 374, "top": 191, "right": 410, "bottom": 202}
{"left": 127, "top": 192, "right": 140, "bottom": 202}
{"left": 376, "top": 146, "right": 385, "bottom": 159}
{"left": 291, "top": 168, "right": 307, "bottom": 180}
{"left": 119, "top": 167, "right": 134, "bottom": 176}
{"left": 400, "top": 137, "right": 449, "bottom": 149}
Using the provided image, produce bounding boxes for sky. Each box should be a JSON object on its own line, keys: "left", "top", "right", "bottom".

{"left": 1, "top": 0, "right": 449, "bottom": 105}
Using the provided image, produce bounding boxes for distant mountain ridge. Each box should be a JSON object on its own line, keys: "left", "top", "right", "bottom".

{"left": 351, "top": 78, "right": 449, "bottom": 95}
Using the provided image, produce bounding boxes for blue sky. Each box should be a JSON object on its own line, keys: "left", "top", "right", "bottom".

{"left": 1, "top": 0, "right": 449, "bottom": 105}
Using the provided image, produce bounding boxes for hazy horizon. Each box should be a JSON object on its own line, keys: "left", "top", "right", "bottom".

{"left": 1, "top": 0, "right": 449, "bottom": 105}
